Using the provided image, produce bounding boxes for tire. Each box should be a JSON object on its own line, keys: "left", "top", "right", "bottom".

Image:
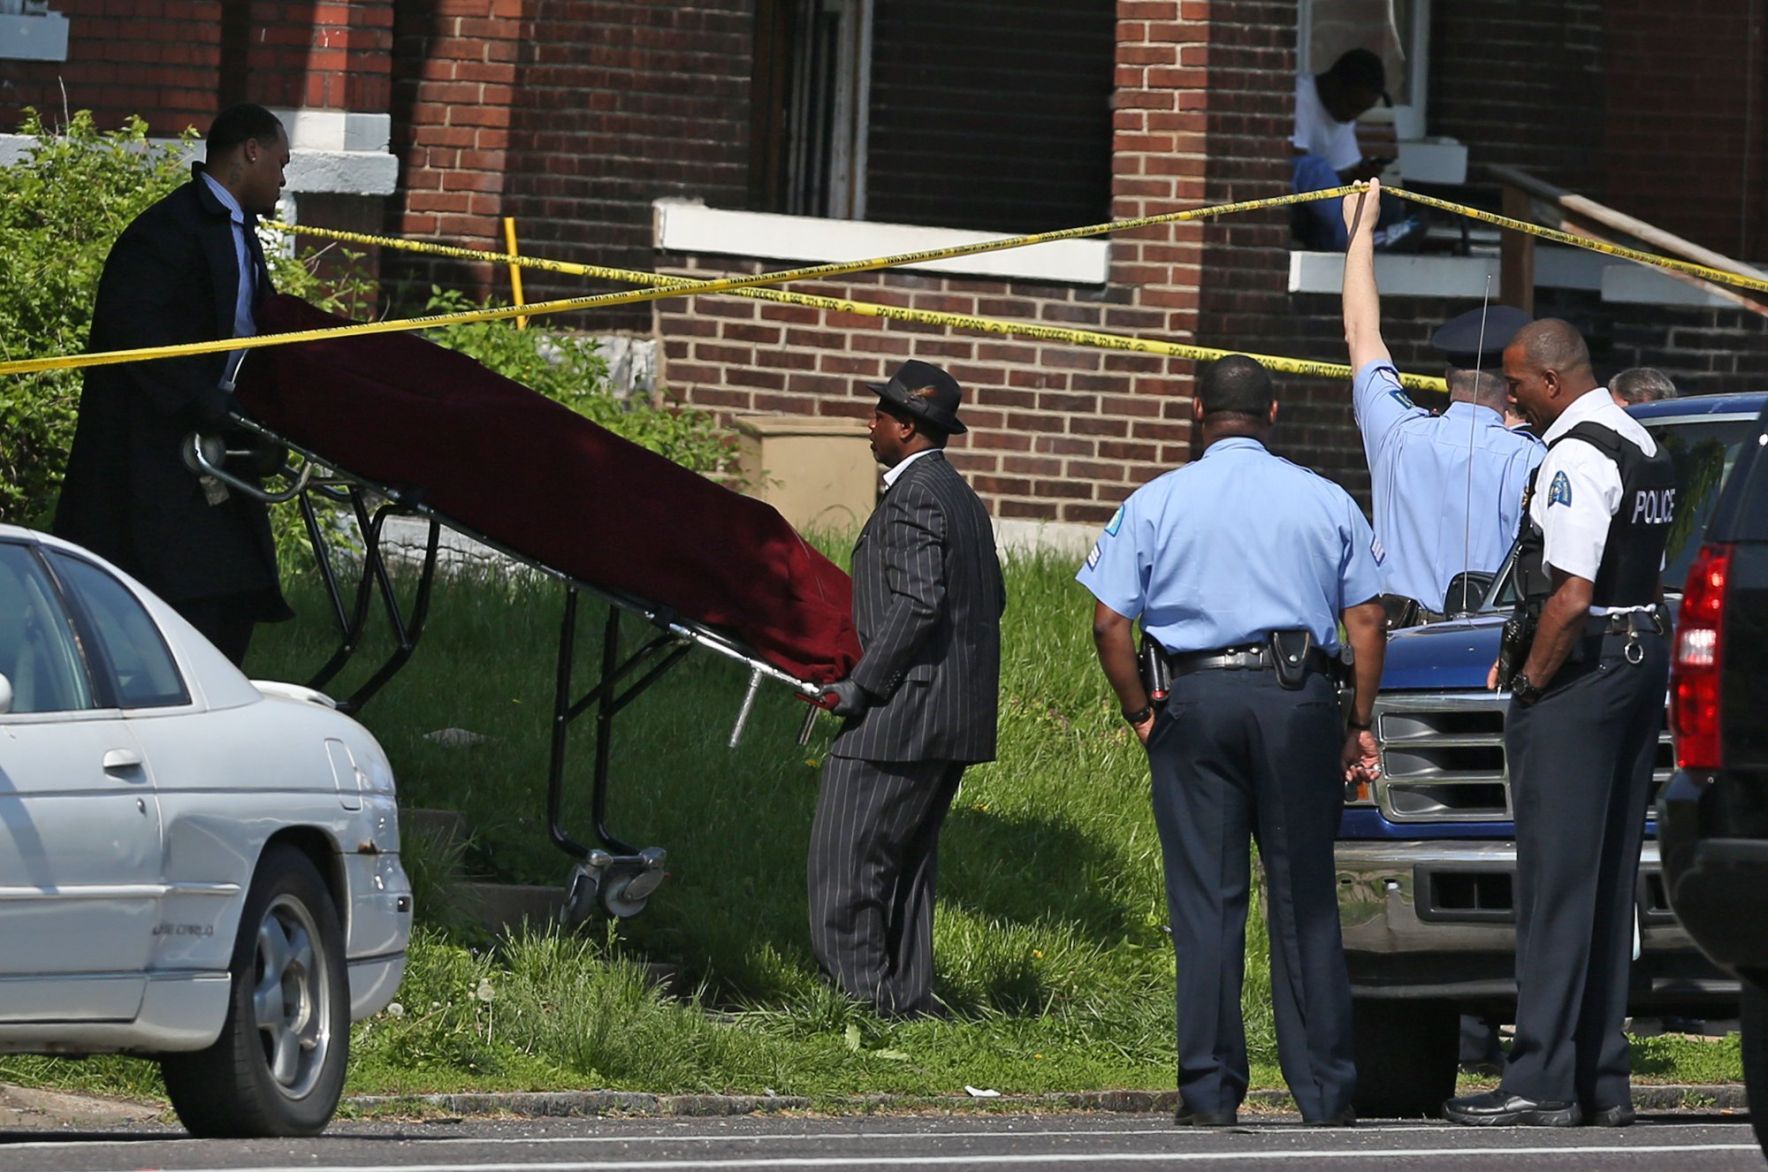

{"left": 1350, "top": 998, "right": 1459, "bottom": 1118}
{"left": 1742, "top": 982, "right": 1768, "bottom": 1158}
{"left": 161, "top": 844, "right": 350, "bottom": 1138}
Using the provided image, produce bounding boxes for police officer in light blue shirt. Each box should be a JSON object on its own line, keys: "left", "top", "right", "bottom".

{"left": 1078, "top": 355, "right": 1388, "bottom": 1129}
{"left": 1342, "top": 180, "right": 1544, "bottom": 617}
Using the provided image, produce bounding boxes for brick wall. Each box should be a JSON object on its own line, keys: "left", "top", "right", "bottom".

{"left": 225, "top": 1, "right": 395, "bottom": 112}
{"left": 1429, "top": 1, "right": 1605, "bottom": 191}
{"left": 385, "top": 0, "right": 525, "bottom": 296}
{"left": 0, "top": 0, "right": 225, "bottom": 134}
{"left": 385, "top": 0, "right": 755, "bottom": 327}
{"left": 653, "top": 2, "right": 1241, "bottom": 526}
{"left": 0, "top": 1, "right": 391, "bottom": 137}
{"left": 1602, "top": 0, "right": 1768, "bottom": 261}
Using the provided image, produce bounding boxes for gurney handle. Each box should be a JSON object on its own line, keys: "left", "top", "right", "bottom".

{"left": 729, "top": 668, "right": 764, "bottom": 749}
{"left": 185, "top": 433, "right": 313, "bottom": 504}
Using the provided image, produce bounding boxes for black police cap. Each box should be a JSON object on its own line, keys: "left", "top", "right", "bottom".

{"left": 1431, "top": 305, "right": 1533, "bottom": 370}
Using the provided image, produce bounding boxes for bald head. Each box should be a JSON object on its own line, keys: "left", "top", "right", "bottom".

{"left": 1502, "top": 318, "right": 1600, "bottom": 432}
{"left": 1512, "top": 319, "right": 1594, "bottom": 378}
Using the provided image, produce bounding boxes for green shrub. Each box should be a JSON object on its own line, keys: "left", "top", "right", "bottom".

{"left": 421, "top": 287, "right": 735, "bottom": 478}
{"left": 0, "top": 108, "right": 378, "bottom": 529}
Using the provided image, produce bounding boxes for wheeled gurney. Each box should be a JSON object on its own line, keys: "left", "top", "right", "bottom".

{"left": 200, "top": 295, "right": 862, "bottom": 921}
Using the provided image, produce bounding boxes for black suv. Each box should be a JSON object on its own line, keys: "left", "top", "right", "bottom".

{"left": 1659, "top": 397, "right": 1768, "bottom": 1155}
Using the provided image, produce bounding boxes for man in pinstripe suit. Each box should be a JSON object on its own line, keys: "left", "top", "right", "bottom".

{"left": 809, "top": 359, "right": 1006, "bottom": 1019}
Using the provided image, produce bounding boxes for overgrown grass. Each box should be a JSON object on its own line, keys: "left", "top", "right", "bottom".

{"left": 0, "top": 548, "right": 1741, "bottom": 1100}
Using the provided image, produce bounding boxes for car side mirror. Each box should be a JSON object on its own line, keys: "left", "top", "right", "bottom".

{"left": 0, "top": 671, "right": 12, "bottom": 715}
{"left": 1442, "top": 572, "right": 1496, "bottom": 618}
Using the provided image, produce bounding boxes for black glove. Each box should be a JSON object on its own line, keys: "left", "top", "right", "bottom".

{"left": 822, "top": 678, "right": 871, "bottom": 717}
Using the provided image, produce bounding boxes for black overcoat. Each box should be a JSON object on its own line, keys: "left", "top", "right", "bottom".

{"left": 54, "top": 166, "right": 286, "bottom": 612}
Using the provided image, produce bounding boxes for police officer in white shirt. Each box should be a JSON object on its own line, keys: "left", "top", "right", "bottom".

{"left": 1444, "top": 320, "right": 1675, "bottom": 1129}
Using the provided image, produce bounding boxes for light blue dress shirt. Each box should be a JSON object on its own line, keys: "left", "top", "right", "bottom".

{"left": 1076, "top": 436, "right": 1383, "bottom": 654}
{"left": 200, "top": 170, "right": 257, "bottom": 385}
{"left": 1353, "top": 360, "right": 1545, "bottom": 611}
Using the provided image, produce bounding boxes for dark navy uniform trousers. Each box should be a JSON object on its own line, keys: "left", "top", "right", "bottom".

{"left": 1147, "top": 665, "right": 1355, "bottom": 1122}
{"left": 1503, "top": 629, "right": 1669, "bottom": 1110}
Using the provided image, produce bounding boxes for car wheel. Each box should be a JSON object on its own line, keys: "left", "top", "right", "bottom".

{"left": 161, "top": 843, "right": 349, "bottom": 1138}
{"left": 1350, "top": 998, "right": 1459, "bottom": 1118}
{"left": 1742, "top": 982, "right": 1768, "bottom": 1157}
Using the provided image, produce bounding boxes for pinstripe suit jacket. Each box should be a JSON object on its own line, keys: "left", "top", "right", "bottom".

{"left": 831, "top": 451, "right": 1006, "bottom": 764}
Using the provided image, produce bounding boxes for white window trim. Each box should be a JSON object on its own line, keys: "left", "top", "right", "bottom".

{"left": 1285, "top": 248, "right": 1733, "bottom": 307}
{"left": 654, "top": 199, "right": 1110, "bottom": 286}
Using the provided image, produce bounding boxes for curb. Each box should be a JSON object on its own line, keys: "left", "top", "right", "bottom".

{"left": 343, "top": 1083, "right": 1749, "bottom": 1120}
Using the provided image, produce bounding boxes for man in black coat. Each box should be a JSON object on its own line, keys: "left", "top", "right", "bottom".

{"left": 55, "top": 103, "right": 294, "bottom": 665}
{"left": 810, "top": 359, "right": 1006, "bottom": 1018}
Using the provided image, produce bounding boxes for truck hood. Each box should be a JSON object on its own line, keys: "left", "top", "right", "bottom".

{"left": 1381, "top": 615, "right": 1506, "bottom": 691}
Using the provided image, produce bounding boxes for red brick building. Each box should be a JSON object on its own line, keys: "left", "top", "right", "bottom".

{"left": 6, "top": 1, "right": 1764, "bottom": 524}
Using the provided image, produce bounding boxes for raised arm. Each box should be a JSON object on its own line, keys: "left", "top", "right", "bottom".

{"left": 1341, "top": 179, "right": 1391, "bottom": 374}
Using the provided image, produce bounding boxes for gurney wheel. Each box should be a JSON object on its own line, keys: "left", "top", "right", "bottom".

{"left": 600, "top": 848, "right": 668, "bottom": 919}
{"left": 561, "top": 861, "right": 602, "bottom": 928}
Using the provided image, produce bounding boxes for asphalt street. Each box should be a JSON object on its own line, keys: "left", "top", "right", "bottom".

{"left": 0, "top": 1112, "right": 1761, "bottom": 1172}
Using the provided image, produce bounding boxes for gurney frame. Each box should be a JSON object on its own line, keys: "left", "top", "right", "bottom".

{"left": 196, "top": 421, "right": 825, "bottom": 922}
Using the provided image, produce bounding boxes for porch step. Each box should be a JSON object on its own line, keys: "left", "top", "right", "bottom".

{"left": 457, "top": 880, "right": 566, "bottom": 936}
{"left": 400, "top": 806, "right": 468, "bottom": 850}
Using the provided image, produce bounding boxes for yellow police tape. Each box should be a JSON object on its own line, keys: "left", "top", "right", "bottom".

{"left": 257, "top": 213, "right": 1447, "bottom": 393}
{"left": 0, "top": 185, "right": 1362, "bottom": 380}
{"left": 5, "top": 179, "right": 1762, "bottom": 382}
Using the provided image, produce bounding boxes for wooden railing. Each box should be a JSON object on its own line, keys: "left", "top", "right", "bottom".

{"left": 1488, "top": 164, "right": 1768, "bottom": 318}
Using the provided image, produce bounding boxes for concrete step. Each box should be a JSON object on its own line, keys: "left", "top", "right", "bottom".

{"left": 400, "top": 806, "right": 469, "bottom": 850}
{"left": 457, "top": 880, "right": 566, "bottom": 937}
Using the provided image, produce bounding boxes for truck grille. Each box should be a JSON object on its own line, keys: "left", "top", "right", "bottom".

{"left": 1374, "top": 692, "right": 1674, "bottom": 823}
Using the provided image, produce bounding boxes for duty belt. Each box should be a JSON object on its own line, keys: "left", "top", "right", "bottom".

{"left": 1168, "top": 643, "right": 1334, "bottom": 676}
{"left": 1583, "top": 607, "right": 1667, "bottom": 637}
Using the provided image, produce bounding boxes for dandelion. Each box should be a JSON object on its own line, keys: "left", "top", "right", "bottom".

{"left": 385, "top": 1002, "right": 405, "bottom": 1018}
{"left": 475, "top": 979, "right": 496, "bottom": 1003}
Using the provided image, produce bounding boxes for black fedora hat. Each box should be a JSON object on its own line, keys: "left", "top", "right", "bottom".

{"left": 865, "top": 359, "right": 968, "bottom": 435}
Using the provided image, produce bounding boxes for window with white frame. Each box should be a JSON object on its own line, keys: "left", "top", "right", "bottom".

{"left": 1297, "top": 0, "right": 1429, "bottom": 140}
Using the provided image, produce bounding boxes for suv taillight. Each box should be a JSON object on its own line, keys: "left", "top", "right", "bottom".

{"left": 1672, "top": 542, "right": 1733, "bottom": 771}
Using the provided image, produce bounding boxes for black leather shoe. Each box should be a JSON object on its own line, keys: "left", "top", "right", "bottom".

{"left": 1174, "top": 1103, "right": 1238, "bottom": 1127}
{"left": 1585, "top": 1102, "right": 1635, "bottom": 1127}
{"left": 1444, "top": 1089, "right": 1582, "bottom": 1127}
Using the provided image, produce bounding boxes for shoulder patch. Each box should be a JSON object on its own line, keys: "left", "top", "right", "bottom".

{"left": 1085, "top": 541, "right": 1102, "bottom": 570}
{"left": 1103, "top": 505, "right": 1124, "bottom": 537}
{"left": 1371, "top": 534, "right": 1386, "bottom": 565}
{"left": 1388, "top": 388, "right": 1415, "bottom": 411}
{"left": 1548, "top": 469, "right": 1572, "bottom": 507}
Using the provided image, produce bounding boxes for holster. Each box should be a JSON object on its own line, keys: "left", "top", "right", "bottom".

{"left": 1138, "top": 635, "right": 1171, "bottom": 708}
{"left": 1498, "top": 602, "right": 1540, "bottom": 689}
{"left": 1269, "top": 629, "right": 1313, "bottom": 690}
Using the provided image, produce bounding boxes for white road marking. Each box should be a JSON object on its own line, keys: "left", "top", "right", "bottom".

{"left": 68, "top": 1142, "right": 1762, "bottom": 1171}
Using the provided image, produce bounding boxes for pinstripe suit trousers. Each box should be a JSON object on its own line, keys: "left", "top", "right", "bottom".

{"left": 808, "top": 756, "right": 965, "bottom": 1017}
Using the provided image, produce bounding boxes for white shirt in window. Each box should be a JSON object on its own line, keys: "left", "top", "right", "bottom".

{"left": 1292, "top": 72, "right": 1363, "bottom": 172}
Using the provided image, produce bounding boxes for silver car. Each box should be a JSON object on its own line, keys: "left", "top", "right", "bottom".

{"left": 0, "top": 524, "right": 411, "bottom": 1136}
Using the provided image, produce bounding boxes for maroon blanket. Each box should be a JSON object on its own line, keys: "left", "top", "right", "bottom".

{"left": 236, "top": 295, "right": 860, "bottom": 685}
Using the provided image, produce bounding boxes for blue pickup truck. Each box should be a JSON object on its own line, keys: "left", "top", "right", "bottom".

{"left": 1337, "top": 391, "right": 1767, "bottom": 1118}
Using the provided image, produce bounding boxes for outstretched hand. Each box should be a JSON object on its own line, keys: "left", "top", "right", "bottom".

{"left": 1341, "top": 176, "right": 1380, "bottom": 241}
